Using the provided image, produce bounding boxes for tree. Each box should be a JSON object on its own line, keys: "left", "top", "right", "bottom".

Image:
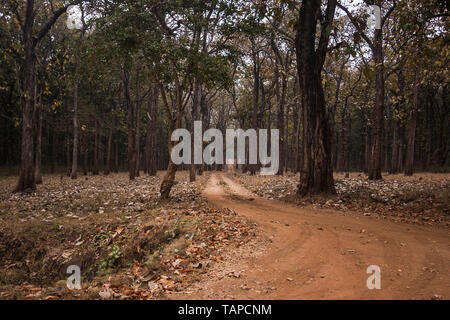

{"left": 5, "top": 0, "right": 80, "bottom": 192}
{"left": 295, "top": 0, "right": 338, "bottom": 195}
{"left": 338, "top": 0, "right": 397, "bottom": 180}
{"left": 69, "top": 4, "right": 87, "bottom": 180}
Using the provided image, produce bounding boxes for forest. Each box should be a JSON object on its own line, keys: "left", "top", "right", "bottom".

{"left": 0, "top": 0, "right": 449, "bottom": 301}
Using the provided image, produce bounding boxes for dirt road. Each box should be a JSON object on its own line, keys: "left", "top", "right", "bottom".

{"left": 174, "top": 173, "right": 450, "bottom": 300}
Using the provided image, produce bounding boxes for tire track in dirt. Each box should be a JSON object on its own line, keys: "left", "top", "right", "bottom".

{"left": 171, "top": 173, "right": 450, "bottom": 300}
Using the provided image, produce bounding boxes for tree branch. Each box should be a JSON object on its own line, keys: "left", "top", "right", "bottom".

{"left": 337, "top": 2, "right": 374, "bottom": 50}
{"left": 33, "top": 4, "right": 69, "bottom": 47}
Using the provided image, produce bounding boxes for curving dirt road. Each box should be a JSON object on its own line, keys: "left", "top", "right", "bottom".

{"left": 175, "top": 173, "right": 450, "bottom": 300}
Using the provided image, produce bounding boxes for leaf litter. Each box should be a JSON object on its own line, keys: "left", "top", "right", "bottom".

{"left": 0, "top": 172, "right": 255, "bottom": 300}
{"left": 235, "top": 172, "right": 449, "bottom": 227}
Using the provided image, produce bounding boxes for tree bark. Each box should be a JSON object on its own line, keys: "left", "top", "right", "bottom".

{"left": 93, "top": 119, "right": 99, "bottom": 175}
{"left": 390, "top": 120, "right": 399, "bottom": 174}
{"left": 34, "top": 94, "right": 43, "bottom": 184}
{"left": 295, "top": 0, "right": 337, "bottom": 195}
{"left": 15, "top": 1, "right": 37, "bottom": 192}
{"left": 145, "top": 88, "right": 153, "bottom": 175}
{"left": 405, "top": 69, "right": 420, "bottom": 175}
{"left": 160, "top": 115, "right": 179, "bottom": 199}
{"left": 293, "top": 75, "right": 302, "bottom": 173}
{"left": 135, "top": 72, "right": 141, "bottom": 177}
{"left": 122, "top": 66, "right": 136, "bottom": 180}
{"left": 105, "top": 100, "right": 115, "bottom": 175}
{"left": 271, "top": 38, "right": 290, "bottom": 175}
{"left": 14, "top": 0, "right": 69, "bottom": 191}
{"left": 83, "top": 135, "right": 88, "bottom": 176}
{"left": 66, "top": 135, "right": 71, "bottom": 176}
{"left": 368, "top": 28, "right": 385, "bottom": 180}
{"left": 70, "top": 64, "right": 79, "bottom": 179}
{"left": 189, "top": 83, "right": 200, "bottom": 181}
{"left": 160, "top": 76, "right": 188, "bottom": 199}
{"left": 50, "top": 128, "right": 56, "bottom": 174}
{"left": 149, "top": 85, "right": 159, "bottom": 176}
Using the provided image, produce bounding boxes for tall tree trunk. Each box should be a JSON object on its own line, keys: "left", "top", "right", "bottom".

{"left": 271, "top": 38, "right": 290, "bottom": 175}
{"left": 345, "top": 111, "right": 352, "bottom": 173}
{"left": 368, "top": 29, "right": 385, "bottom": 180}
{"left": 292, "top": 81, "right": 300, "bottom": 173}
{"left": 250, "top": 37, "right": 260, "bottom": 175}
{"left": 160, "top": 114, "right": 181, "bottom": 199}
{"left": 50, "top": 128, "right": 56, "bottom": 174}
{"left": 149, "top": 85, "right": 159, "bottom": 176}
{"left": 135, "top": 73, "right": 141, "bottom": 177}
{"left": 34, "top": 95, "right": 43, "bottom": 184}
{"left": 66, "top": 135, "right": 71, "bottom": 176}
{"left": 277, "top": 66, "right": 287, "bottom": 176}
{"left": 160, "top": 80, "right": 186, "bottom": 199}
{"left": 331, "top": 58, "right": 347, "bottom": 172}
{"left": 83, "top": 136, "right": 88, "bottom": 176}
{"left": 405, "top": 69, "right": 420, "bottom": 175}
{"left": 93, "top": 119, "right": 99, "bottom": 175}
{"left": 15, "top": 2, "right": 37, "bottom": 192}
{"left": 15, "top": 0, "right": 68, "bottom": 191}
{"left": 398, "top": 141, "right": 404, "bottom": 172}
{"left": 338, "top": 100, "right": 348, "bottom": 172}
{"left": 390, "top": 120, "right": 399, "bottom": 174}
{"left": 114, "top": 130, "right": 119, "bottom": 173}
{"left": 295, "top": 0, "right": 337, "bottom": 195}
{"left": 189, "top": 83, "right": 200, "bottom": 181}
{"left": 71, "top": 65, "right": 79, "bottom": 179}
{"left": 145, "top": 89, "right": 153, "bottom": 175}
{"left": 122, "top": 66, "right": 136, "bottom": 180}
{"left": 105, "top": 100, "right": 115, "bottom": 175}
{"left": 198, "top": 88, "right": 207, "bottom": 176}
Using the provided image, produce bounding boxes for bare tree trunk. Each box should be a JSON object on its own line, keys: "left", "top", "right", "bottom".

{"left": 365, "top": 129, "right": 371, "bottom": 174}
{"left": 113, "top": 97, "right": 120, "bottom": 174}
{"left": 34, "top": 98, "right": 43, "bottom": 184}
{"left": 398, "top": 142, "right": 404, "bottom": 172}
{"left": 145, "top": 88, "right": 153, "bottom": 175}
{"left": 71, "top": 67, "right": 79, "bottom": 179}
{"left": 295, "top": 0, "right": 337, "bottom": 195}
{"left": 345, "top": 113, "right": 352, "bottom": 173}
{"left": 271, "top": 39, "right": 289, "bottom": 176}
{"left": 293, "top": 77, "right": 302, "bottom": 173}
{"left": 277, "top": 65, "right": 287, "bottom": 176}
{"left": 160, "top": 116, "right": 179, "bottom": 199}
{"left": 114, "top": 130, "right": 119, "bottom": 173}
{"left": 331, "top": 58, "right": 347, "bottom": 172}
{"left": 122, "top": 66, "right": 136, "bottom": 180}
{"left": 34, "top": 72, "right": 43, "bottom": 184}
{"left": 189, "top": 83, "right": 200, "bottom": 182}
{"left": 198, "top": 88, "right": 207, "bottom": 176}
{"left": 149, "top": 85, "right": 158, "bottom": 176}
{"left": 66, "top": 135, "right": 71, "bottom": 176}
{"left": 405, "top": 69, "right": 420, "bottom": 175}
{"left": 15, "top": 3, "right": 36, "bottom": 192}
{"left": 93, "top": 119, "right": 99, "bottom": 175}
{"left": 105, "top": 100, "right": 115, "bottom": 175}
{"left": 135, "top": 73, "right": 141, "bottom": 177}
{"left": 338, "top": 100, "right": 348, "bottom": 172}
{"left": 390, "top": 120, "right": 399, "bottom": 174}
{"left": 248, "top": 38, "right": 260, "bottom": 175}
{"left": 83, "top": 136, "right": 88, "bottom": 176}
{"left": 50, "top": 128, "right": 56, "bottom": 174}
{"left": 368, "top": 30, "right": 385, "bottom": 180}
{"left": 160, "top": 80, "right": 187, "bottom": 199}
{"left": 15, "top": 0, "right": 68, "bottom": 191}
